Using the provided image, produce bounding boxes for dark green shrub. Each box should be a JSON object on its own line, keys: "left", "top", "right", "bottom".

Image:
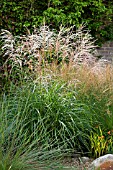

{"left": 1, "top": 0, "right": 113, "bottom": 43}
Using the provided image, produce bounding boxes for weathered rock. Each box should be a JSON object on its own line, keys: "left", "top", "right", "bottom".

{"left": 88, "top": 154, "right": 113, "bottom": 170}
{"left": 80, "top": 157, "right": 90, "bottom": 163}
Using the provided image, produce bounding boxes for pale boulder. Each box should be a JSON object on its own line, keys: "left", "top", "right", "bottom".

{"left": 88, "top": 154, "right": 113, "bottom": 170}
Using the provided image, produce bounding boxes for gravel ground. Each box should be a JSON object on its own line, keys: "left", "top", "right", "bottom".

{"left": 61, "top": 157, "right": 94, "bottom": 170}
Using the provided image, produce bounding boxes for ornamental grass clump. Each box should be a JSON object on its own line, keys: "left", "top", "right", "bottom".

{"left": 0, "top": 79, "right": 94, "bottom": 162}
{"left": 0, "top": 25, "right": 97, "bottom": 73}
{"left": 72, "top": 64, "right": 113, "bottom": 157}
{"left": 48, "top": 62, "right": 113, "bottom": 157}
{"left": 0, "top": 24, "right": 98, "bottom": 93}
{"left": 0, "top": 82, "right": 72, "bottom": 170}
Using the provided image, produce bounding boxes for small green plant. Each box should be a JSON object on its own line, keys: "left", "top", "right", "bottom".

{"left": 90, "top": 126, "right": 113, "bottom": 158}
{"left": 90, "top": 126, "right": 107, "bottom": 158}
{"left": 106, "top": 130, "right": 113, "bottom": 154}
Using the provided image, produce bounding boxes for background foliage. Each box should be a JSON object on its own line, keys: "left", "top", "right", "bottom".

{"left": 1, "top": 0, "right": 113, "bottom": 43}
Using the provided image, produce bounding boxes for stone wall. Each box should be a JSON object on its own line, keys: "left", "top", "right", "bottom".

{"left": 97, "top": 41, "right": 113, "bottom": 61}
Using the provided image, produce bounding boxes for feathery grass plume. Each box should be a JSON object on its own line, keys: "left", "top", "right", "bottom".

{"left": 1, "top": 24, "right": 97, "bottom": 72}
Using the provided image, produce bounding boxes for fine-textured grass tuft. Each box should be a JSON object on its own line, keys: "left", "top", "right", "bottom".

{"left": 0, "top": 79, "right": 94, "bottom": 169}
{"left": 0, "top": 86, "right": 69, "bottom": 169}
